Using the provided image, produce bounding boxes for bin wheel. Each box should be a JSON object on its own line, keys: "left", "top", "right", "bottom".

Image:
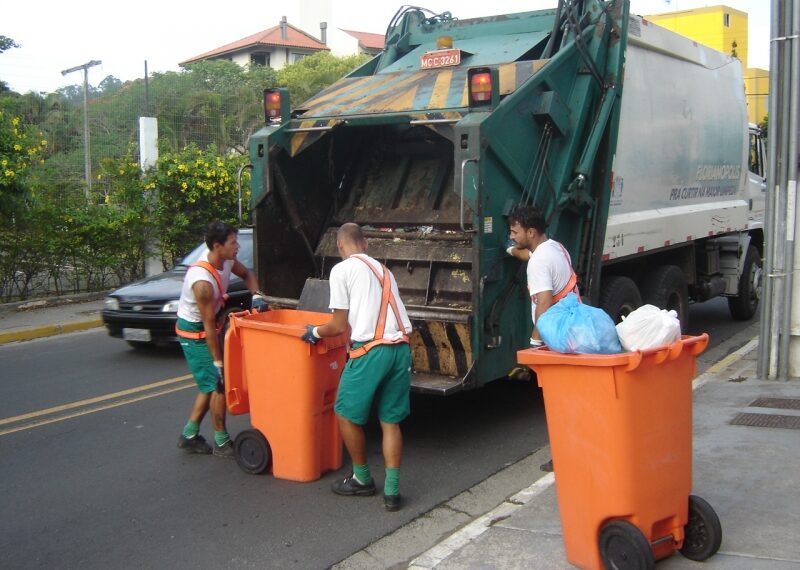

{"left": 680, "top": 495, "right": 722, "bottom": 561}
{"left": 599, "top": 520, "right": 655, "bottom": 570}
{"left": 234, "top": 429, "right": 271, "bottom": 475}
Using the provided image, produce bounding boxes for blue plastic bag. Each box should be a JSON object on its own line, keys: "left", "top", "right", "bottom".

{"left": 536, "top": 293, "right": 622, "bottom": 354}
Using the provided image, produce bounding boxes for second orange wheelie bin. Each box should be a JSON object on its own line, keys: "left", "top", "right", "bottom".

{"left": 517, "top": 335, "right": 722, "bottom": 570}
{"left": 224, "top": 309, "right": 349, "bottom": 482}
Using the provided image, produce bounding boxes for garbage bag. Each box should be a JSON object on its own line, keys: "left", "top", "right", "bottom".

{"left": 537, "top": 293, "right": 622, "bottom": 354}
{"left": 615, "top": 304, "right": 681, "bottom": 351}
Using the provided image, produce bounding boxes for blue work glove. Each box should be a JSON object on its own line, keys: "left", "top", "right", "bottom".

{"left": 301, "top": 324, "right": 321, "bottom": 344}
{"left": 504, "top": 238, "right": 518, "bottom": 256}
{"left": 251, "top": 293, "right": 269, "bottom": 312}
{"left": 213, "top": 360, "right": 224, "bottom": 393}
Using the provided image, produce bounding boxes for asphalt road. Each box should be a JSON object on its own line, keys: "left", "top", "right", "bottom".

{"left": 0, "top": 299, "right": 758, "bottom": 569}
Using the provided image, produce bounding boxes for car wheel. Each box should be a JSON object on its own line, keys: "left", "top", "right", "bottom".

{"left": 728, "top": 244, "right": 761, "bottom": 321}
{"left": 642, "top": 265, "right": 689, "bottom": 332}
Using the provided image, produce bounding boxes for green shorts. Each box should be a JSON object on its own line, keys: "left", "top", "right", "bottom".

{"left": 177, "top": 318, "right": 218, "bottom": 394}
{"left": 334, "top": 342, "right": 412, "bottom": 425}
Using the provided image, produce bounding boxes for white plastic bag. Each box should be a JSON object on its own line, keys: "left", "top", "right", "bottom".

{"left": 615, "top": 304, "right": 681, "bottom": 351}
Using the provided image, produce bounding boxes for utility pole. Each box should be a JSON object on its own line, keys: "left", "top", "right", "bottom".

{"left": 61, "top": 60, "right": 101, "bottom": 201}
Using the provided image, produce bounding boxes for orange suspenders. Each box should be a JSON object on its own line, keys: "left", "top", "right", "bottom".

{"left": 348, "top": 255, "right": 410, "bottom": 359}
{"left": 175, "top": 260, "right": 229, "bottom": 340}
{"left": 552, "top": 243, "right": 581, "bottom": 303}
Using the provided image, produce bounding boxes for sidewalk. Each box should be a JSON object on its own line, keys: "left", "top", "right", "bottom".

{"left": 406, "top": 340, "right": 800, "bottom": 569}
{"left": 0, "top": 293, "right": 105, "bottom": 345}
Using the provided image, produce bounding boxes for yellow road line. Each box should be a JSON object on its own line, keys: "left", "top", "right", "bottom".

{"left": 0, "top": 384, "right": 193, "bottom": 437}
{"left": 0, "top": 374, "right": 192, "bottom": 427}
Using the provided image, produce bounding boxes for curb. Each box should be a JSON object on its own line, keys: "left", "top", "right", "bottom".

{"left": 0, "top": 318, "right": 103, "bottom": 345}
{"left": 0, "top": 291, "right": 109, "bottom": 315}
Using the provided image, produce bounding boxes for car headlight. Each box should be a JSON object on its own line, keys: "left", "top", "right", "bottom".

{"left": 162, "top": 300, "right": 180, "bottom": 313}
{"left": 104, "top": 297, "right": 119, "bottom": 310}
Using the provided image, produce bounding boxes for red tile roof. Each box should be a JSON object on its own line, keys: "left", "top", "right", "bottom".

{"left": 341, "top": 30, "right": 385, "bottom": 51}
{"left": 181, "top": 22, "right": 329, "bottom": 65}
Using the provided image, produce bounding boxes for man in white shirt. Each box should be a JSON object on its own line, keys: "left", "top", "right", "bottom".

{"left": 507, "top": 205, "right": 579, "bottom": 473}
{"left": 175, "top": 221, "right": 263, "bottom": 458}
{"left": 507, "top": 205, "right": 579, "bottom": 344}
{"left": 302, "top": 223, "right": 413, "bottom": 511}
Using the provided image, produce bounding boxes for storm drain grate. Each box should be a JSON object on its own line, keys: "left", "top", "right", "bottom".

{"left": 730, "top": 413, "right": 800, "bottom": 430}
{"left": 749, "top": 397, "right": 800, "bottom": 410}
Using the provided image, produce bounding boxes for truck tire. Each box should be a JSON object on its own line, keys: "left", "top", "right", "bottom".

{"left": 599, "top": 275, "right": 642, "bottom": 324}
{"left": 642, "top": 265, "right": 689, "bottom": 332}
{"left": 728, "top": 245, "right": 761, "bottom": 321}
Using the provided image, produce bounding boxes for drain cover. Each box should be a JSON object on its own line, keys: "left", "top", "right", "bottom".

{"left": 749, "top": 397, "right": 800, "bottom": 410}
{"left": 730, "top": 413, "right": 800, "bottom": 430}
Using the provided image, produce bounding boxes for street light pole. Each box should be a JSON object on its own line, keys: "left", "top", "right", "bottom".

{"left": 61, "top": 60, "right": 101, "bottom": 201}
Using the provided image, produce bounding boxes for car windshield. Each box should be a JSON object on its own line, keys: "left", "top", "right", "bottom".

{"left": 176, "top": 232, "right": 253, "bottom": 270}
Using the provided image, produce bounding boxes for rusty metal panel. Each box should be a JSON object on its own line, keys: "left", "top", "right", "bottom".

{"left": 749, "top": 398, "right": 800, "bottom": 410}
{"left": 730, "top": 413, "right": 800, "bottom": 430}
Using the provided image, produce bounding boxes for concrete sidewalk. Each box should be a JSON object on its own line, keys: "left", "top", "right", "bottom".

{"left": 0, "top": 293, "right": 105, "bottom": 345}
{"left": 403, "top": 341, "right": 800, "bottom": 570}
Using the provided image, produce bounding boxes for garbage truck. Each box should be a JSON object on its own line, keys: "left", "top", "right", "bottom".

{"left": 245, "top": 0, "right": 766, "bottom": 395}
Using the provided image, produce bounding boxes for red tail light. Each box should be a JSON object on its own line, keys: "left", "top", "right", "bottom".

{"left": 264, "top": 90, "right": 282, "bottom": 122}
{"left": 470, "top": 72, "right": 492, "bottom": 102}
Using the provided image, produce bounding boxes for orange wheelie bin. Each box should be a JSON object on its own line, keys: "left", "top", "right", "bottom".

{"left": 517, "top": 335, "right": 722, "bottom": 570}
{"left": 224, "top": 309, "right": 349, "bottom": 482}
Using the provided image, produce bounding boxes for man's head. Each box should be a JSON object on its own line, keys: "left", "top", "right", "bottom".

{"left": 508, "top": 205, "right": 547, "bottom": 250}
{"left": 204, "top": 221, "right": 239, "bottom": 260}
{"left": 336, "top": 222, "right": 367, "bottom": 258}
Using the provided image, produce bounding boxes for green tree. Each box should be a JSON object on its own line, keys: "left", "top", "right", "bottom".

{"left": 0, "top": 35, "right": 19, "bottom": 53}
{"left": 276, "top": 52, "right": 371, "bottom": 105}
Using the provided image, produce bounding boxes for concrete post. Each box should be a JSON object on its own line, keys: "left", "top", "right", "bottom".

{"left": 139, "top": 117, "right": 162, "bottom": 277}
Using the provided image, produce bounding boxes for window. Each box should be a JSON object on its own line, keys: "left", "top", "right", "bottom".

{"left": 723, "top": 13, "right": 730, "bottom": 27}
{"left": 251, "top": 52, "right": 270, "bottom": 67}
{"left": 291, "top": 52, "right": 306, "bottom": 64}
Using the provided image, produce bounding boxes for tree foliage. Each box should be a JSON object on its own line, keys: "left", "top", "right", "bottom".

{"left": 0, "top": 51, "right": 364, "bottom": 299}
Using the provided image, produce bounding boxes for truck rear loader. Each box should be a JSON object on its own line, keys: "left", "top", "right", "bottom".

{"left": 246, "top": 0, "right": 766, "bottom": 394}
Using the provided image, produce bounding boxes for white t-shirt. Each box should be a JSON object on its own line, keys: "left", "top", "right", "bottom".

{"left": 176, "top": 250, "right": 234, "bottom": 322}
{"left": 329, "top": 253, "right": 413, "bottom": 343}
{"left": 526, "top": 239, "right": 574, "bottom": 323}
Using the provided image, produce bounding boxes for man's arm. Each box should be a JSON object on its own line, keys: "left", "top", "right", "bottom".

{"left": 193, "top": 280, "right": 222, "bottom": 361}
{"left": 315, "top": 309, "right": 349, "bottom": 338}
{"left": 531, "top": 290, "right": 554, "bottom": 341}
{"left": 232, "top": 260, "right": 259, "bottom": 294}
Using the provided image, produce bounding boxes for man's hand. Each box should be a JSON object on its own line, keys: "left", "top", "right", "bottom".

{"left": 251, "top": 293, "right": 269, "bottom": 312}
{"left": 301, "top": 324, "right": 321, "bottom": 344}
{"left": 214, "top": 360, "right": 224, "bottom": 393}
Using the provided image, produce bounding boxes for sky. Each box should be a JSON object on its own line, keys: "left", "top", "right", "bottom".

{"left": 1, "top": 0, "right": 771, "bottom": 95}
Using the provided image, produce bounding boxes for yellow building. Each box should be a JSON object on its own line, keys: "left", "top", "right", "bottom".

{"left": 646, "top": 5, "right": 768, "bottom": 125}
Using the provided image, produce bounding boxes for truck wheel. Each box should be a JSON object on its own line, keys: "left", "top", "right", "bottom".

{"left": 599, "top": 520, "right": 655, "bottom": 570}
{"left": 600, "top": 275, "right": 642, "bottom": 324}
{"left": 680, "top": 495, "right": 722, "bottom": 561}
{"left": 728, "top": 245, "right": 761, "bottom": 321}
{"left": 642, "top": 265, "right": 689, "bottom": 332}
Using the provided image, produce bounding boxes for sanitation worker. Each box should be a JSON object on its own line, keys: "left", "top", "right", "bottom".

{"left": 175, "top": 221, "right": 266, "bottom": 457}
{"left": 302, "top": 222, "right": 413, "bottom": 511}
{"left": 507, "top": 205, "right": 580, "bottom": 471}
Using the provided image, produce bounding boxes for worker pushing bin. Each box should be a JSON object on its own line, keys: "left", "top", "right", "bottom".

{"left": 517, "top": 334, "right": 722, "bottom": 570}
{"left": 224, "top": 309, "right": 349, "bottom": 482}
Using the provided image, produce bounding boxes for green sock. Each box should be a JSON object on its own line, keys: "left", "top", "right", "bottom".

{"left": 214, "top": 430, "right": 231, "bottom": 447}
{"left": 353, "top": 463, "right": 372, "bottom": 485}
{"left": 384, "top": 467, "right": 400, "bottom": 496}
{"left": 182, "top": 420, "right": 199, "bottom": 439}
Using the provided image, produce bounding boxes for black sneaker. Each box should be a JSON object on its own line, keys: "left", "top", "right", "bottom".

{"left": 540, "top": 458, "right": 554, "bottom": 472}
{"left": 383, "top": 493, "right": 402, "bottom": 512}
{"left": 331, "top": 473, "right": 376, "bottom": 496}
{"left": 177, "top": 434, "right": 212, "bottom": 455}
{"left": 213, "top": 440, "right": 234, "bottom": 459}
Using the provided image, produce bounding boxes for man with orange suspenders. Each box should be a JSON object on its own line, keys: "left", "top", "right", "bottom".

{"left": 507, "top": 205, "right": 580, "bottom": 471}
{"left": 175, "top": 221, "right": 265, "bottom": 457}
{"left": 301, "top": 223, "right": 413, "bottom": 511}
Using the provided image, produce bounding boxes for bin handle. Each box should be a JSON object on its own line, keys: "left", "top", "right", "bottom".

{"left": 685, "top": 333, "right": 709, "bottom": 356}
{"left": 623, "top": 351, "right": 644, "bottom": 372}
{"left": 227, "top": 309, "right": 251, "bottom": 332}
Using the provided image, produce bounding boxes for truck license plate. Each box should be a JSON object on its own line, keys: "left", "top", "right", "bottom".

{"left": 420, "top": 48, "right": 461, "bottom": 69}
{"left": 123, "top": 328, "right": 151, "bottom": 342}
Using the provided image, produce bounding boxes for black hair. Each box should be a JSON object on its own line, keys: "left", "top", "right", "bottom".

{"left": 204, "top": 221, "right": 237, "bottom": 249}
{"left": 508, "top": 205, "right": 547, "bottom": 234}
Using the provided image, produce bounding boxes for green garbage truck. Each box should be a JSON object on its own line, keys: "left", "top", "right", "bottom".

{"left": 246, "top": 0, "right": 765, "bottom": 394}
